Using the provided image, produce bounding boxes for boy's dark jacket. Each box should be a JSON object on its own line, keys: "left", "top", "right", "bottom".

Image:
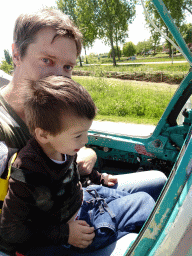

{"left": 0, "top": 138, "right": 83, "bottom": 254}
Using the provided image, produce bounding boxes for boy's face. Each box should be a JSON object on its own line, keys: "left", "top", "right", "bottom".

{"left": 14, "top": 28, "right": 77, "bottom": 80}
{"left": 46, "top": 115, "right": 93, "bottom": 158}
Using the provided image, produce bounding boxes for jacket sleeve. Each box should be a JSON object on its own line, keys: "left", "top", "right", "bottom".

{"left": 0, "top": 177, "right": 69, "bottom": 249}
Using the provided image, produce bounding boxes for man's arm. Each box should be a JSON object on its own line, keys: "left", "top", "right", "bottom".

{"left": 77, "top": 147, "right": 118, "bottom": 187}
{"left": 76, "top": 147, "right": 97, "bottom": 176}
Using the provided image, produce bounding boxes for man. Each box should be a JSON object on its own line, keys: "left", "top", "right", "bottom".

{"left": 0, "top": 8, "right": 167, "bottom": 255}
{"left": 0, "top": 8, "right": 99, "bottom": 177}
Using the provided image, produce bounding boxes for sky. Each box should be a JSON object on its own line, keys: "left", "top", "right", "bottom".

{"left": 0, "top": 1, "right": 151, "bottom": 60}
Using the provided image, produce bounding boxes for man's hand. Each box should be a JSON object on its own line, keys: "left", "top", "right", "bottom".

{"left": 77, "top": 147, "right": 97, "bottom": 176}
{"left": 102, "top": 174, "right": 118, "bottom": 187}
{"left": 68, "top": 220, "right": 95, "bottom": 248}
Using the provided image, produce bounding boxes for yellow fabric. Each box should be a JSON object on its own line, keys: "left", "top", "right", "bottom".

{"left": 0, "top": 178, "right": 9, "bottom": 201}
{"left": 0, "top": 153, "right": 17, "bottom": 208}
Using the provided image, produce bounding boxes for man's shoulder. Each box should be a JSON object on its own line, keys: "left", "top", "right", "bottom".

{"left": 0, "top": 95, "right": 22, "bottom": 131}
{"left": 0, "top": 141, "right": 18, "bottom": 177}
{"left": 0, "top": 108, "right": 20, "bottom": 145}
{"left": 0, "top": 104, "right": 20, "bottom": 128}
{"left": 0, "top": 97, "right": 31, "bottom": 149}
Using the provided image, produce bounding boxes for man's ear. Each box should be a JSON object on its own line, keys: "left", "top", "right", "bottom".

{"left": 12, "top": 43, "right": 21, "bottom": 66}
{"left": 35, "top": 128, "right": 50, "bottom": 144}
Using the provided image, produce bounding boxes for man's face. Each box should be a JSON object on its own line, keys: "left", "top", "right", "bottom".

{"left": 15, "top": 28, "right": 77, "bottom": 80}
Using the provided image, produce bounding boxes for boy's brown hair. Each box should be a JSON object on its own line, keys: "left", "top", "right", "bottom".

{"left": 13, "top": 8, "right": 82, "bottom": 58}
{"left": 24, "top": 76, "right": 97, "bottom": 136}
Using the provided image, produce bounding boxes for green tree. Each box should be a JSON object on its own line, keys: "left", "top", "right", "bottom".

{"left": 56, "top": 0, "right": 97, "bottom": 65}
{"left": 95, "top": 0, "right": 136, "bottom": 66}
{"left": 123, "top": 42, "right": 136, "bottom": 57}
{"left": 0, "top": 60, "right": 13, "bottom": 74}
{"left": 108, "top": 46, "right": 121, "bottom": 58}
{"left": 181, "top": 23, "right": 192, "bottom": 44}
{"left": 149, "top": 31, "right": 161, "bottom": 54}
{"left": 112, "top": 0, "right": 134, "bottom": 60}
{"left": 76, "top": 0, "right": 98, "bottom": 54}
{"left": 4, "top": 49, "right": 12, "bottom": 65}
{"left": 145, "top": 0, "right": 186, "bottom": 57}
{"left": 182, "top": 0, "right": 192, "bottom": 15}
{"left": 136, "top": 40, "right": 152, "bottom": 55}
{"left": 57, "top": 0, "right": 136, "bottom": 66}
{"left": 56, "top": 0, "right": 77, "bottom": 23}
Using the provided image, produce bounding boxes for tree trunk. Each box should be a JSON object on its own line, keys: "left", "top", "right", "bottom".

{"left": 115, "top": 30, "right": 120, "bottom": 61}
{"left": 165, "top": 29, "right": 172, "bottom": 58}
{"left": 79, "top": 56, "right": 82, "bottom": 67}
{"left": 116, "top": 43, "right": 120, "bottom": 61}
{"left": 168, "top": 41, "right": 172, "bottom": 58}
{"left": 110, "top": 35, "right": 116, "bottom": 66}
{"left": 84, "top": 46, "right": 87, "bottom": 56}
{"left": 84, "top": 47, "right": 88, "bottom": 64}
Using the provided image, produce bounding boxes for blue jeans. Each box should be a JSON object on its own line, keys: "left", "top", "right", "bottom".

{"left": 74, "top": 185, "right": 155, "bottom": 252}
{"left": 26, "top": 185, "right": 155, "bottom": 255}
{"left": 113, "top": 170, "right": 167, "bottom": 201}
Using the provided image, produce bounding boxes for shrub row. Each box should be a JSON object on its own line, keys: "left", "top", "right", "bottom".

{"left": 73, "top": 70, "right": 185, "bottom": 84}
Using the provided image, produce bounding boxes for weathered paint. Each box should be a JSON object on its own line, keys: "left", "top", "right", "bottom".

{"left": 144, "top": 208, "right": 170, "bottom": 240}
{"left": 151, "top": 180, "right": 192, "bottom": 255}
{"left": 124, "top": 127, "right": 192, "bottom": 255}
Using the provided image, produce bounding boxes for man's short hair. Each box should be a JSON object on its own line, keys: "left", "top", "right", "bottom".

{"left": 13, "top": 8, "right": 82, "bottom": 58}
{"left": 24, "top": 76, "right": 97, "bottom": 136}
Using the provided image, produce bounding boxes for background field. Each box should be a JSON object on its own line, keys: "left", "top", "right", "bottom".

{"left": 74, "top": 59, "right": 190, "bottom": 84}
{"left": 73, "top": 76, "right": 178, "bottom": 125}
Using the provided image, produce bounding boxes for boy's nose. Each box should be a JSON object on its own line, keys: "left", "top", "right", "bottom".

{"left": 83, "top": 135, "right": 88, "bottom": 146}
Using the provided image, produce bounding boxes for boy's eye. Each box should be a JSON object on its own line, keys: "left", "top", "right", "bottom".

{"left": 75, "top": 134, "right": 82, "bottom": 139}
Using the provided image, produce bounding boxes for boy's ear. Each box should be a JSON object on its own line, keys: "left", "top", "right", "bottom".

{"left": 12, "top": 43, "right": 21, "bottom": 66}
{"left": 35, "top": 128, "right": 49, "bottom": 144}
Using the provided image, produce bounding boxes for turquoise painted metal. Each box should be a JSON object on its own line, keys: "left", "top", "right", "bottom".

{"left": 124, "top": 127, "right": 192, "bottom": 255}
{"left": 87, "top": 0, "right": 192, "bottom": 255}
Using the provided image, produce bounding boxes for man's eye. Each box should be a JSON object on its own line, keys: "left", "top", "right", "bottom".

{"left": 42, "top": 58, "right": 53, "bottom": 65}
{"left": 75, "top": 134, "right": 82, "bottom": 139}
{"left": 64, "top": 65, "right": 73, "bottom": 71}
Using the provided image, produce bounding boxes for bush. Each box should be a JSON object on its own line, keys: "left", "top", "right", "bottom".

{"left": 108, "top": 46, "right": 121, "bottom": 58}
{"left": 123, "top": 42, "right": 136, "bottom": 57}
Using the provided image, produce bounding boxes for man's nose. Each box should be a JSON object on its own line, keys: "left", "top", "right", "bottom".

{"left": 54, "top": 66, "right": 64, "bottom": 76}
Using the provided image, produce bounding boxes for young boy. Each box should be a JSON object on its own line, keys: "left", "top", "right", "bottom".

{"left": 0, "top": 76, "right": 155, "bottom": 255}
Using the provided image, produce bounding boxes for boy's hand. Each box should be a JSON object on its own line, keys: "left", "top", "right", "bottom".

{"left": 102, "top": 174, "right": 118, "bottom": 187}
{"left": 68, "top": 220, "right": 95, "bottom": 248}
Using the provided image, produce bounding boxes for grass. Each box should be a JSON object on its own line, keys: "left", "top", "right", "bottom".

{"left": 74, "top": 62, "right": 189, "bottom": 75}
{"left": 74, "top": 62, "right": 190, "bottom": 84}
{"left": 79, "top": 53, "right": 186, "bottom": 65}
{"left": 73, "top": 76, "right": 178, "bottom": 125}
